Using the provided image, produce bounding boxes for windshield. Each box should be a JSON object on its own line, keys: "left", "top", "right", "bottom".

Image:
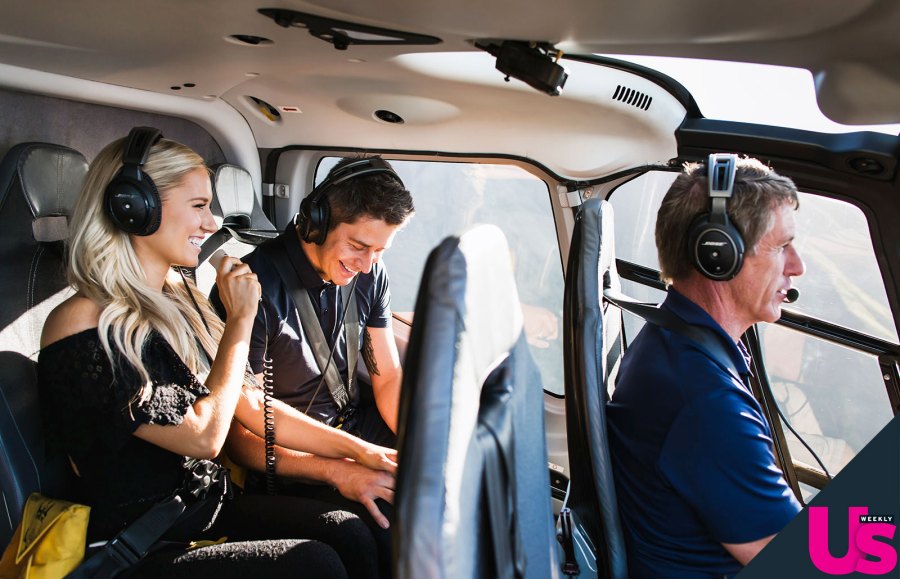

{"left": 608, "top": 55, "right": 900, "bottom": 136}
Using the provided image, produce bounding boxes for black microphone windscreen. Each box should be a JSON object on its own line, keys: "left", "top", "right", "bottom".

{"left": 785, "top": 288, "right": 800, "bottom": 303}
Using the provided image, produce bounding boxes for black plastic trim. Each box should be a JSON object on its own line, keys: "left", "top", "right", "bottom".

{"left": 264, "top": 145, "right": 566, "bottom": 186}
{"left": 259, "top": 8, "right": 441, "bottom": 50}
{"left": 562, "top": 54, "right": 701, "bottom": 118}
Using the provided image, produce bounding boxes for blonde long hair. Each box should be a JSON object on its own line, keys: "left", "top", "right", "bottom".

{"left": 68, "top": 135, "right": 227, "bottom": 401}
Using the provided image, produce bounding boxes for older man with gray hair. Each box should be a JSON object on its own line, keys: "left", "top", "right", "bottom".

{"left": 608, "top": 155, "right": 805, "bottom": 578}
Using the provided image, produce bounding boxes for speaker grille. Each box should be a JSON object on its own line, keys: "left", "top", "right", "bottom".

{"left": 612, "top": 85, "right": 652, "bottom": 111}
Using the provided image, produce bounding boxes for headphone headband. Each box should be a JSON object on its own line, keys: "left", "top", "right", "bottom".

{"left": 122, "top": 127, "right": 162, "bottom": 167}
{"left": 297, "top": 157, "right": 403, "bottom": 245}
{"left": 688, "top": 153, "right": 745, "bottom": 280}
{"left": 324, "top": 157, "right": 403, "bottom": 189}
{"left": 708, "top": 153, "right": 737, "bottom": 199}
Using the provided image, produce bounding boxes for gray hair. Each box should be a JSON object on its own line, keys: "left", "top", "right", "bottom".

{"left": 656, "top": 157, "right": 799, "bottom": 285}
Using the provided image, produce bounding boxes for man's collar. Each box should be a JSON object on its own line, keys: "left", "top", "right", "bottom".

{"left": 662, "top": 288, "right": 752, "bottom": 376}
{"left": 283, "top": 223, "right": 332, "bottom": 290}
{"left": 663, "top": 288, "right": 721, "bottom": 329}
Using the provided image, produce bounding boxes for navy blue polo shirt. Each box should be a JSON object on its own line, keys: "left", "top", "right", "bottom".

{"left": 606, "top": 289, "right": 801, "bottom": 578}
{"left": 210, "top": 225, "right": 392, "bottom": 424}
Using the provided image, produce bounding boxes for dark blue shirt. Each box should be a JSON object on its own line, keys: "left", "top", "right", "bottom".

{"left": 606, "top": 289, "right": 801, "bottom": 578}
{"left": 210, "top": 225, "right": 391, "bottom": 424}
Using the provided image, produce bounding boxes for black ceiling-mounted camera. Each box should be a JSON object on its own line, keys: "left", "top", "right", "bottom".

{"left": 476, "top": 40, "right": 568, "bottom": 96}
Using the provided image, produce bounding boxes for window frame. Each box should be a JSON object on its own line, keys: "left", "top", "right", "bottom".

{"left": 269, "top": 146, "right": 573, "bottom": 397}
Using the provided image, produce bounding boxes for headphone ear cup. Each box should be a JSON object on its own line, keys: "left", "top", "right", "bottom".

{"left": 297, "top": 197, "right": 313, "bottom": 243}
{"left": 104, "top": 174, "right": 162, "bottom": 236}
{"left": 310, "top": 196, "right": 330, "bottom": 245}
{"left": 298, "top": 192, "right": 330, "bottom": 245}
{"left": 688, "top": 213, "right": 745, "bottom": 281}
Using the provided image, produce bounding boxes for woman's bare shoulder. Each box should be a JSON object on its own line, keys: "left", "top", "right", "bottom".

{"left": 41, "top": 294, "right": 102, "bottom": 348}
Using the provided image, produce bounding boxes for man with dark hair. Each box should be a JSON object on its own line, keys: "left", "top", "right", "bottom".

{"left": 607, "top": 156, "right": 804, "bottom": 578}
{"left": 211, "top": 156, "right": 414, "bottom": 577}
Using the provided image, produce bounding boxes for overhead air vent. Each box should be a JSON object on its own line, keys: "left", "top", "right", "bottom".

{"left": 374, "top": 109, "right": 404, "bottom": 124}
{"left": 245, "top": 96, "right": 282, "bottom": 124}
{"left": 612, "top": 85, "right": 652, "bottom": 111}
{"left": 226, "top": 34, "right": 273, "bottom": 46}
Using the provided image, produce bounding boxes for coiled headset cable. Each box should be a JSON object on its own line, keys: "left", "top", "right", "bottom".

{"left": 260, "top": 304, "right": 277, "bottom": 495}
{"left": 180, "top": 262, "right": 278, "bottom": 494}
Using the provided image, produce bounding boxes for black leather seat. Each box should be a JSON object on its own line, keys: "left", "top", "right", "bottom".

{"left": 393, "top": 224, "right": 558, "bottom": 579}
{"left": 562, "top": 198, "right": 628, "bottom": 579}
{"left": 0, "top": 143, "right": 87, "bottom": 547}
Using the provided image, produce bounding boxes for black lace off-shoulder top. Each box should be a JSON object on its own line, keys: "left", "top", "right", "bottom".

{"left": 37, "top": 328, "right": 212, "bottom": 541}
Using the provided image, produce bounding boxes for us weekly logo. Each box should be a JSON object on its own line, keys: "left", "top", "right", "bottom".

{"left": 808, "top": 507, "right": 897, "bottom": 575}
{"left": 736, "top": 416, "right": 900, "bottom": 579}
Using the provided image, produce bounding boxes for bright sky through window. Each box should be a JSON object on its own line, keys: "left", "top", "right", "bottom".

{"left": 609, "top": 55, "right": 900, "bottom": 136}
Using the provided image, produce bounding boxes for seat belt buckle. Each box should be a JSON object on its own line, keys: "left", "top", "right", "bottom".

{"left": 558, "top": 507, "right": 580, "bottom": 576}
{"left": 106, "top": 535, "right": 142, "bottom": 566}
{"left": 332, "top": 405, "right": 357, "bottom": 430}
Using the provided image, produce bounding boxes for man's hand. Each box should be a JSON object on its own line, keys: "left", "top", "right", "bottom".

{"left": 352, "top": 441, "right": 398, "bottom": 474}
{"left": 522, "top": 302, "right": 559, "bottom": 349}
{"left": 332, "top": 460, "right": 396, "bottom": 529}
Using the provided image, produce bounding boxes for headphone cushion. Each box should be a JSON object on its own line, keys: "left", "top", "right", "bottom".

{"left": 688, "top": 214, "right": 745, "bottom": 281}
{"left": 298, "top": 193, "right": 329, "bottom": 245}
{"left": 104, "top": 174, "right": 162, "bottom": 236}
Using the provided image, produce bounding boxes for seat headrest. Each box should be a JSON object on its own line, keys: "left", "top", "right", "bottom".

{"left": 395, "top": 224, "right": 558, "bottom": 578}
{"left": 0, "top": 143, "right": 88, "bottom": 242}
{"left": 453, "top": 224, "right": 523, "bottom": 369}
{"left": 212, "top": 164, "right": 256, "bottom": 226}
{"left": 581, "top": 198, "right": 620, "bottom": 291}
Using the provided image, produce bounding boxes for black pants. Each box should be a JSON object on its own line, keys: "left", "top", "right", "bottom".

{"left": 129, "top": 493, "right": 378, "bottom": 578}
{"left": 245, "top": 402, "right": 397, "bottom": 579}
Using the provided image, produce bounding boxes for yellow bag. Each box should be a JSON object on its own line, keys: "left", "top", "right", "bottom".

{"left": 0, "top": 493, "right": 89, "bottom": 579}
{"left": 218, "top": 452, "right": 246, "bottom": 490}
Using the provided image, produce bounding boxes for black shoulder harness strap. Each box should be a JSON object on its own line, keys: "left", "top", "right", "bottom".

{"left": 263, "top": 235, "right": 358, "bottom": 410}
{"left": 602, "top": 288, "right": 742, "bottom": 382}
{"left": 70, "top": 460, "right": 229, "bottom": 578}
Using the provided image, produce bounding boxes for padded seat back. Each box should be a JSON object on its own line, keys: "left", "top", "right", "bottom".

{"left": 0, "top": 143, "right": 87, "bottom": 547}
{"left": 562, "top": 198, "right": 627, "bottom": 579}
{"left": 394, "top": 224, "right": 558, "bottom": 579}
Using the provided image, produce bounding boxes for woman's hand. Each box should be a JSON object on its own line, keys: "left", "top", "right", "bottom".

{"left": 215, "top": 255, "right": 260, "bottom": 321}
{"left": 353, "top": 441, "right": 398, "bottom": 474}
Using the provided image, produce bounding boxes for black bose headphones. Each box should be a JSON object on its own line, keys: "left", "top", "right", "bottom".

{"left": 296, "top": 157, "right": 404, "bottom": 245}
{"left": 104, "top": 126, "right": 164, "bottom": 236}
{"left": 687, "top": 153, "right": 746, "bottom": 281}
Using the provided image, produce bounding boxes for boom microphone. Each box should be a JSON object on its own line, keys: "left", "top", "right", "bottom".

{"left": 784, "top": 288, "right": 799, "bottom": 303}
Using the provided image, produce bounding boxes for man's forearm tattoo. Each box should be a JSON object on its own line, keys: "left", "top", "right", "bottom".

{"left": 363, "top": 328, "right": 380, "bottom": 376}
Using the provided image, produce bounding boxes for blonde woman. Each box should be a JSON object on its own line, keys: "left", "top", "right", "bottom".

{"left": 38, "top": 128, "right": 392, "bottom": 578}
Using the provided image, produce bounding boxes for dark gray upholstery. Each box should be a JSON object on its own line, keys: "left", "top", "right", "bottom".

{"left": 394, "top": 224, "right": 558, "bottom": 579}
{"left": 196, "top": 164, "right": 277, "bottom": 295}
{"left": 0, "top": 143, "right": 87, "bottom": 547}
{"left": 562, "top": 198, "right": 628, "bottom": 579}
